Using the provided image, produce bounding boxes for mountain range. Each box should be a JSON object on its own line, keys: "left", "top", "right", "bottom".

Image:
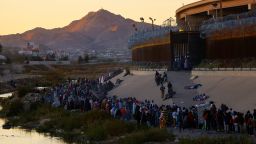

{"left": 0, "top": 9, "right": 151, "bottom": 58}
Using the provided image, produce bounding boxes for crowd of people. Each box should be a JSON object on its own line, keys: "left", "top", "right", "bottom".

{"left": 202, "top": 104, "right": 256, "bottom": 135}
{"left": 41, "top": 69, "right": 255, "bottom": 136}
{"left": 43, "top": 69, "right": 122, "bottom": 109}
{"left": 173, "top": 57, "right": 192, "bottom": 71}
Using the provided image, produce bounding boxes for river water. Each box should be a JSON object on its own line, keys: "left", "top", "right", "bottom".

{"left": 0, "top": 93, "right": 65, "bottom": 144}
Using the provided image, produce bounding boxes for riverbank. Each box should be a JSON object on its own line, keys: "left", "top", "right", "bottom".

{"left": 0, "top": 63, "right": 125, "bottom": 94}
{"left": 0, "top": 95, "right": 254, "bottom": 144}
{"left": 0, "top": 65, "right": 176, "bottom": 143}
{"left": 0, "top": 96, "right": 175, "bottom": 144}
{"left": 0, "top": 64, "right": 255, "bottom": 144}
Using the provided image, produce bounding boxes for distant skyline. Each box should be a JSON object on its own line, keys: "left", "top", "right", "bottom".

{"left": 0, "top": 0, "right": 197, "bottom": 35}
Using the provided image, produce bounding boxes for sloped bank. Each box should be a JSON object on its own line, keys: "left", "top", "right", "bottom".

{"left": 0, "top": 93, "right": 174, "bottom": 144}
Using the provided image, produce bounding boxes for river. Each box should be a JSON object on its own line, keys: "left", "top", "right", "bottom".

{"left": 0, "top": 92, "right": 65, "bottom": 144}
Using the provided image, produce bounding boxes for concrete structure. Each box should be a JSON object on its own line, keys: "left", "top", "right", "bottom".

{"left": 171, "top": 31, "right": 205, "bottom": 66}
{"left": 176, "top": 0, "right": 256, "bottom": 31}
{"left": 130, "top": 31, "right": 204, "bottom": 67}
{"left": 109, "top": 70, "right": 256, "bottom": 113}
{"left": 109, "top": 70, "right": 256, "bottom": 134}
{"left": 129, "top": 0, "right": 256, "bottom": 65}
{"left": 131, "top": 35, "right": 171, "bottom": 63}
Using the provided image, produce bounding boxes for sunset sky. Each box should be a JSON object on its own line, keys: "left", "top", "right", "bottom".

{"left": 0, "top": 0, "right": 197, "bottom": 35}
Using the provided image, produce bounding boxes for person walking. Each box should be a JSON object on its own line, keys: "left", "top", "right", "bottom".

{"left": 160, "top": 84, "right": 165, "bottom": 99}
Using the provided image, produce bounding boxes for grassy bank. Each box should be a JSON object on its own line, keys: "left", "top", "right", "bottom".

{"left": 0, "top": 97, "right": 174, "bottom": 144}
{"left": 1, "top": 63, "right": 126, "bottom": 94}
{"left": 179, "top": 136, "right": 253, "bottom": 144}
{"left": 2, "top": 98, "right": 253, "bottom": 144}
{"left": 25, "top": 63, "right": 126, "bottom": 79}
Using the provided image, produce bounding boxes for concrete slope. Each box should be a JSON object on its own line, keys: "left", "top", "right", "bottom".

{"left": 168, "top": 71, "right": 198, "bottom": 107}
{"left": 108, "top": 71, "right": 198, "bottom": 106}
{"left": 193, "top": 71, "right": 256, "bottom": 113}
{"left": 109, "top": 70, "right": 256, "bottom": 113}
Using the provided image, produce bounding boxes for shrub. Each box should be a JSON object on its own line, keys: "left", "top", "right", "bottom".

{"left": 6, "top": 99, "right": 23, "bottom": 116}
{"left": 82, "top": 110, "right": 111, "bottom": 122}
{"left": 17, "top": 86, "right": 33, "bottom": 98}
{"left": 119, "top": 128, "right": 174, "bottom": 144}
{"left": 179, "top": 136, "right": 253, "bottom": 144}
{"left": 103, "top": 120, "right": 136, "bottom": 137}
{"left": 86, "top": 124, "right": 107, "bottom": 141}
{"left": 86, "top": 118, "right": 136, "bottom": 140}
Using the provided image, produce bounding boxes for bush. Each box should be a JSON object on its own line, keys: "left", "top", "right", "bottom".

{"left": 197, "top": 58, "right": 256, "bottom": 68}
{"left": 179, "top": 136, "right": 253, "bottom": 144}
{"left": 86, "top": 124, "right": 107, "bottom": 141}
{"left": 119, "top": 128, "right": 174, "bottom": 144}
{"left": 6, "top": 99, "right": 23, "bottom": 116}
{"left": 86, "top": 118, "right": 136, "bottom": 140}
{"left": 17, "top": 86, "right": 33, "bottom": 98}
{"left": 82, "top": 110, "right": 112, "bottom": 122}
{"left": 103, "top": 120, "right": 136, "bottom": 137}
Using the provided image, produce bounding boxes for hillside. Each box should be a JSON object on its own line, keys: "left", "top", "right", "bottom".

{"left": 0, "top": 9, "right": 151, "bottom": 59}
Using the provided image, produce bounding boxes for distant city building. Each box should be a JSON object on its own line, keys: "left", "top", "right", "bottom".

{"left": 19, "top": 42, "right": 70, "bottom": 61}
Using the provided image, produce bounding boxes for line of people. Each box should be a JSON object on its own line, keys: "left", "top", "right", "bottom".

{"left": 155, "top": 71, "right": 175, "bottom": 100}
{"left": 202, "top": 104, "right": 255, "bottom": 135}
{"left": 41, "top": 70, "right": 256, "bottom": 136}
{"left": 43, "top": 69, "right": 122, "bottom": 109}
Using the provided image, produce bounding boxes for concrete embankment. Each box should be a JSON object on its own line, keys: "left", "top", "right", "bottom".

{"left": 192, "top": 70, "right": 256, "bottom": 113}
{"left": 109, "top": 70, "right": 256, "bottom": 113}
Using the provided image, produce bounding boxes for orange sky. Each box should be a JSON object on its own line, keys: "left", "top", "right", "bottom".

{"left": 0, "top": 0, "right": 197, "bottom": 35}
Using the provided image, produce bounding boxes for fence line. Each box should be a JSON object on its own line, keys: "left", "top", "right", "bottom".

{"left": 193, "top": 67, "right": 256, "bottom": 71}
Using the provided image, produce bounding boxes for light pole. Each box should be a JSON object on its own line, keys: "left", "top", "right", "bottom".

{"left": 149, "top": 17, "right": 156, "bottom": 30}
{"left": 220, "top": 0, "right": 223, "bottom": 18}
{"left": 140, "top": 17, "right": 145, "bottom": 31}
{"left": 140, "top": 17, "right": 144, "bottom": 23}
{"left": 169, "top": 17, "right": 175, "bottom": 27}
{"left": 184, "top": 14, "right": 191, "bottom": 31}
{"left": 212, "top": 3, "right": 218, "bottom": 19}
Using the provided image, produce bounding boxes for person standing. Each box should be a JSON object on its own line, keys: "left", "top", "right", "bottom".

{"left": 253, "top": 109, "right": 256, "bottom": 133}
{"left": 167, "top": 82, "right": 173, "bottom": 98}
{"left": 160, "top": 84, "right": 165, "bottom": 99}
{"left": 163, "top": 72, "right": 168, "bottom": 82}
{"left": 159, "top": 112, "right": 167, "bottom": 129}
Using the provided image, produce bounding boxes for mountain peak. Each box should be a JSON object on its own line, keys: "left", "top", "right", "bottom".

{"left": 64, "top": 9, "right": 123, "bottom": 32}
{"left": 97, "top": 8, "right": 110, "bottom": 13}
